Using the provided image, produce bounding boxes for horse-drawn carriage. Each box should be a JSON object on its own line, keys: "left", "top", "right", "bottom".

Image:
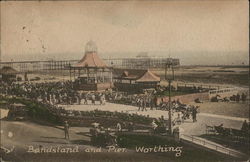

{"left": 7, "top": 103, "right": 28, "bottom": 121}
{"left": 206, "top": 123, "right": 250, "bottom": 140}
{"left": 89, "top": 123, "right": 117, "bottom": 147}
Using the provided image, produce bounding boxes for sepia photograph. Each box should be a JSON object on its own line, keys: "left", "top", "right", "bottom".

{"left": 0, "top": 0, "right": 249, "bottom": 161}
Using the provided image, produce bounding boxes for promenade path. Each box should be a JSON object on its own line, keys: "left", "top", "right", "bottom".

{"left": 60, "top": 102, "right": 247, "bottom": 134}
{"left": 61, "top": 102, "right": 249, "bottom": 159}
{"left": 60, "top": 102, "right": 174, "bottom": 119}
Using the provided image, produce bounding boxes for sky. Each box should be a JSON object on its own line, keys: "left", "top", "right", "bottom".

{"left": 0, "top": 0, "right": 249, "bottom": 65}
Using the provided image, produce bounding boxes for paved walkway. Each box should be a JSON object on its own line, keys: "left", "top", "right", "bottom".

{"left": 199, "top": 113, "right": 249, "bottom": 122}
{"left": 60, "top": 102, "right": 247, "bottom": 135}
{"left": 60, "top": 102, "right": 174, "bottom": 119}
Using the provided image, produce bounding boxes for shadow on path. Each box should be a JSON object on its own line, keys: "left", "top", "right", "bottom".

{"left": 34, "top": 140, "right": 69, "bottom": 144}
{"left": 69, "top": 139, "right": 91, "bottom": 145}
{"left": 75, "top": 132, "right": 91, "bottom": 137}
{"left": 40, "top": 136, "right": 65, "bottom": 139}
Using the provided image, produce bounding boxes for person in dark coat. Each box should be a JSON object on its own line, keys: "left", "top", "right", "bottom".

{"left": 241, "top": 120, "right": 249, "bottom": 132}
{"left": 241, "top": 93, "right": 246, "bottom": 102}
{"left": 192, "top": 107, "right": 198, "bottom": 122}
{"left": 64, "top": 121, "right": 70, "bottom": 139}
{"left": 83, "top": 93, "right": 88, "bottom": 104}
{"left": 236, "top": 93, "right": 240, "bottom": 102}
{"left": 137, "top": 98, "right": 142, "bottom": 111}
{"left": 91, "top": 94, "right": 96, "bottom": 105}
{"left": 142, "top": 97, "right": 147, "bottom": 111}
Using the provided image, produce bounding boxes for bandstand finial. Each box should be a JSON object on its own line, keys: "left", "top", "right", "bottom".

{"left": 85, "top": 40, "right": 98, "bottom": 53}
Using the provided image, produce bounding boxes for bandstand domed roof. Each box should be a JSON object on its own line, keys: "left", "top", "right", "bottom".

{"left": 73, "top": 41, "right": 107, "bottom": 68}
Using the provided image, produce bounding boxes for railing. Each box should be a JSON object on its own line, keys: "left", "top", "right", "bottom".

{"left": 181, "top": 134, "right": 247, "bottom": 158}
{"left": 176, "top": 83, "right": 223, "bottom": 90}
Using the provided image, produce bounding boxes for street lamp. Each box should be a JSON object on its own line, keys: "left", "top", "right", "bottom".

{"left": 165, "top": 59, "right": 175, "bottom": 135}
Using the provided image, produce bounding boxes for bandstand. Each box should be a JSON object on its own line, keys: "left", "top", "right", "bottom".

{"left": 69, "top": 41, "right": 113, "bottom": 91}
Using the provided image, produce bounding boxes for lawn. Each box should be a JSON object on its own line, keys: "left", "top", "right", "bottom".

{"left": 200, "top": 134, "right": 249, "bottom": 155}
{"left": 0, "top": 95, "right": 63, "bottom": 124}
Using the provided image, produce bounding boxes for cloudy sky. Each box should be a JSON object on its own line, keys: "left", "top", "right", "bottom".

{"left": 0, "top": 0, "right": 249, "bottom": 65}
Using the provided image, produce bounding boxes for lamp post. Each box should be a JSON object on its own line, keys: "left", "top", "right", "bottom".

{"left": 165, "top": 59, "right": 175, "bottom": 135}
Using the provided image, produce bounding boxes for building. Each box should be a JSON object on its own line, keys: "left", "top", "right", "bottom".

{"left": 70, "top": 41, "right": 113, "bottom": 91}
{"left": 121, "top": 53, "right": 180, "bottom": 69}
{"left": 113, "top": 69, "right": 160, "bottom": 93}
{"left": 0, "top": 66, "right": 20, "bottom": 82}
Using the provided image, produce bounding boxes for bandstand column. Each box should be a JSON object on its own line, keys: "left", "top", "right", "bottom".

{"left": 94, "top": 68, "right": 97, "bottom": 83}
{"left": 69, "top": 66, "right": 72, "bottom": 80}
{"left": 87, "top": 68, "right": 89, "bottom": 80}
{"left": 73, "top": 68, "right": 76, "bottom": 80}
{"left": 110, "top": 68, "right": 113, "bottom": 83}
{"left": 102, "top": 68, "right": 105, "bottom": 82}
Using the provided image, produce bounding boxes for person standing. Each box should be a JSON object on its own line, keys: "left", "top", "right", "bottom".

{"left": 151, "top": 119, "right": 158, "bottom": 132}
{"left": 241, "top": 120, "right": 249, "bottom": 133}
{"left": 154, "top": 96, "right": 158, "bottom": 110}
{"left": 116, "top": 122, "right": 122, "bottom": 132}
{"left": 137, "top": 98, "right": 142, "bottom": 111}
{"left": 149, "top": 97, "right": 153, "bottom": 110}
{"left": 100, "top": 93, "right": 105, "bottom": 105}
{"left": 77, "top": 92, "right": 81, "bottom": 105}
{"left": 241, "top": 93, "right": 246, "bottom": 102}
{"left": 192, "top": 106, "right": 197, "bottom": 122}
{"left": 142, "top": 97, "right": 147, "bottom": 111}
{"left": 84, "top": 93, "right": 88, "bottom": 104}
{"left": 91, "top": 94, "right": 96, "bottom": 105}
{"left": 236, "top": 93, "right": 240, "bottom": 102}
{"left": 101, "top": 94, "right": 106, "bottom": 105}
{"left": 64, "top": 121, "right": 70, "bottom": 139}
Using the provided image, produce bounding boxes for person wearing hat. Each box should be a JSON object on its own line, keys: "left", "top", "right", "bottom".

{"left": 64, "top": 121, "right": 70, "bottom": 139}
{"left": 116, "top": 122, "right": 122, "bottom": 132}
{"left": 151, "top": 119, "right": 158, "bottom": 133}
{"left": 192, "top": 106, "right": 198, "bottom": 122}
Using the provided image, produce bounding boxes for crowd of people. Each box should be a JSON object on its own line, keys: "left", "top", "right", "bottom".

{"left": 2, "top": 79, "right": 247, "bottom": 141}
{"left": 0, "top": 81, "right": 79, "bottom": 105}
{"left": 0, "top": 80, "right": 199, "bottom": 126}
{"left": 211, "top": 93, "right": 247, "bottom": 102}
